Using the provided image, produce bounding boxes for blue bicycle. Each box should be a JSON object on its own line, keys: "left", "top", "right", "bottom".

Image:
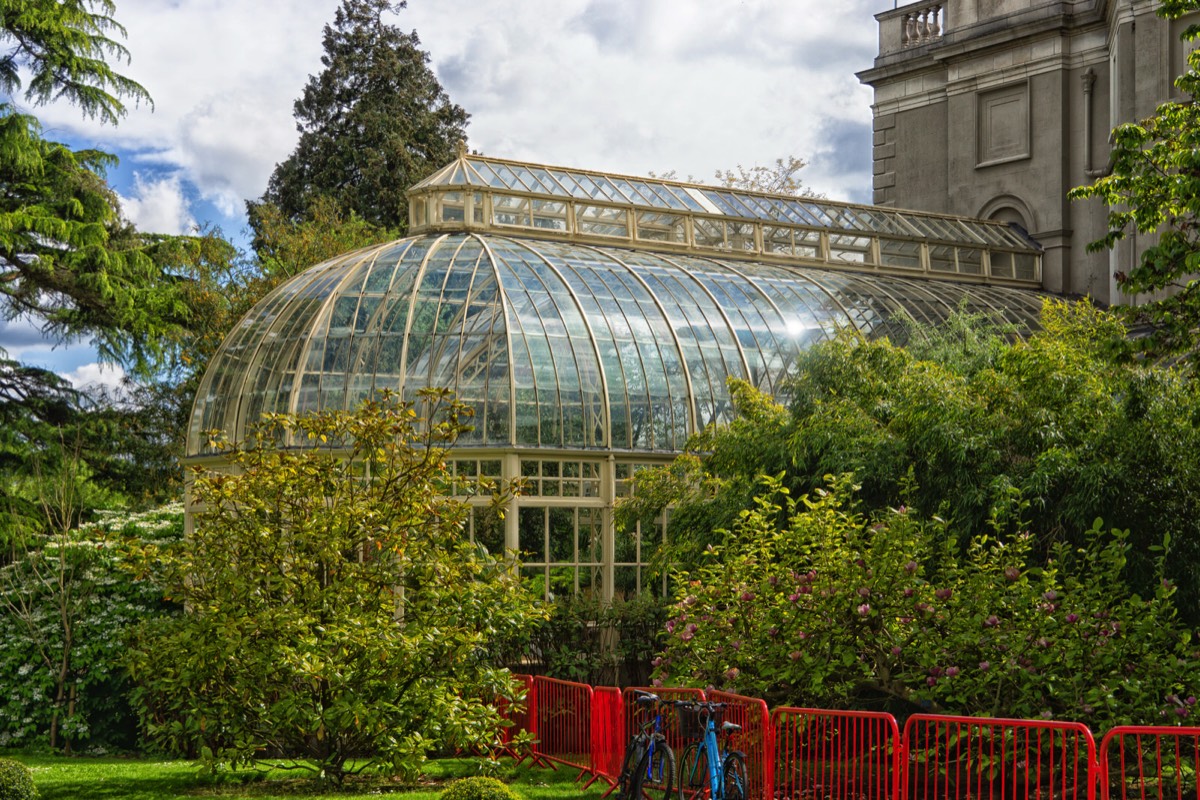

{"left": 618, "top": 691, "right": 677, "bottom": 800}
{"left": 676, "top": 700, "right": 746, "bottom": 800}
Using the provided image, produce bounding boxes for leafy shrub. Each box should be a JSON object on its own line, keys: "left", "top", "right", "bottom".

{"left": 128, "top": 392, "right": 544, "bottom": 784}
{"left": 658, "top": 475, "right": 1200, "bottom": 728}
{"left": 0, "top": 504, "right": 183, "bottom": 752}
{"left": 0, "top": 758, "right": 38, "bottom": 800}
{"left": 439, "top": 776, "right": 520, "bottom": 800}
{"left": 497, "top": 593, "right": 667, "bottom": 686}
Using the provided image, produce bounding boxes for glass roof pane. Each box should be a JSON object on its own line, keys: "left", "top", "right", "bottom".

{"left": 531, "top": 167, "right": 567, "bottom": 195}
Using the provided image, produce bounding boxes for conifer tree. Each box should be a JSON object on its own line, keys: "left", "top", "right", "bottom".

{"left": 256, "top": 0, "right": 469, "bottom": 232}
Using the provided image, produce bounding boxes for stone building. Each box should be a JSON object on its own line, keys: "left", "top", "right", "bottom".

{"left": 857, "top": 0, "right": 1199, "bottom": 306}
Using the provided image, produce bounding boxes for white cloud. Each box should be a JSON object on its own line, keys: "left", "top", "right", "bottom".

{"left": 119, "top": 172, "right": 196, "bottom": 234}
{"left": 23, "top": 0, "right": 892, "bottom": 215}
{"left": 61, "top": 362, "right": 128, "bottom": 395}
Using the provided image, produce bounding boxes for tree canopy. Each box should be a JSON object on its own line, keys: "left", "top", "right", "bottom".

{"left": 255, "top": 0, "right": 469, "bottom": 232}
{"left": 0, "top": 1, "right": 242, "bottom": 530}
{"left": 622, "top": 301, "right": 1200, "bottom": 624}
{"left": 129, "top": 392, "right": 540, "bottom": 783}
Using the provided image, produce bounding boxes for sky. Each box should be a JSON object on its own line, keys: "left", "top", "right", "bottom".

{"left": 2, "top": 0, "right": 894, "bottom": 390}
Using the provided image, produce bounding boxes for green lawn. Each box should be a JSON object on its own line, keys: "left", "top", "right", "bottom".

{"left": 5, "top": 755, "right": 613, "bottom": 799}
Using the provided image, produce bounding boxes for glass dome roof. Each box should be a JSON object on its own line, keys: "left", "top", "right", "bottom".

{"left": 187, "top": 231, "right": 1045, "bottom": 457}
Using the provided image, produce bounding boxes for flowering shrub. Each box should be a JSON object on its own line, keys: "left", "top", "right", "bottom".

{"left": 657, "top": 476, "right": 1200, "bottom": 728}
{"left": 0, "top": 505, "right": 182, "bottom": 752}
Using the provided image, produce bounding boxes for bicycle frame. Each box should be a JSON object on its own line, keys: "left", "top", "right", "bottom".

{"left": 701, "top": 714, "right": 724, "bottom": 797}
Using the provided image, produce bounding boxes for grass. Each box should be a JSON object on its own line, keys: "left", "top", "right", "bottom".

{"left": 4, "top": 754, "right": 614, "bottom": 799}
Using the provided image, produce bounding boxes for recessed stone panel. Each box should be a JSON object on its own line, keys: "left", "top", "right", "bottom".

{"left": 976, "top": 82, "right": 1029, "bottom": 167}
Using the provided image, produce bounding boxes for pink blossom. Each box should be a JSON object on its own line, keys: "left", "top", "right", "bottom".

{"left": 790, "top": 650, "right": 803, "bottom": 661}
{"left": 1066, "top": 613, "right": 1079, "bottom": 624}
{"left": 857, "top": 587, "right": 871, "bottom": 598}
{"left": 926, "top": 676, "right": 938, "bottom": 686}
{"left": 799, "top": 585, "right": 812, "bottom": 595}
{"left": 666, "top": 620, "right": 676, "bottom": 633}
{"left": 983, "top": 615, "right": 1000, "bottom": 628}
{"left": 904, "top": 560, "right": 918, "bottom": 574}
{"left": 903, "top": 588, "right": 914, "bottom": 598}
{"left": 740, "top": 591, "right": 755, "bottom": 602}
{"left": 979, "top": 661, "right": 991, "bottom": 671}
{"left": 789, "top": 593, "right": 801, "bottom": 603}
{"left": 1043, "top": 590, "right": 1057, "bottom": 601}
{"left": 680, "top": 631, "right": 694, "bottom": 642}
{"left": 891, "top": 646, "right": 902, "bottom": 656}
{"left": 935, "top": 588, "right": 953, "bottom": 600}
{"left": 857, "top": 603, "right": 871, "bottom": 616}
{"left": 652, "top": 657, "right": 663, "bottom": 667}
{"left": 945, "top": 666, "right": 960, "bottom": 677}
{"left": 725, "top": 667, "right": 740, "bottom": 680}
{"left": 1004, "top": 566, "right": 1021, "bottom": 581}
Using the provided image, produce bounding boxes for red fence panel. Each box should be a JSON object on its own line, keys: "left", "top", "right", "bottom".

{"left": 496, "top": 673, "right": 536, "bottom": 761}
{"left": 623, "top": 685, "right": 709, "bottom": 758}
{"left": 1099, "top": 726, "right": 1200, "bottom": 800}
{"left": 591, "top": 687, "right": 624, "bottom": 787}
{"left": 903, "top": 714, "right": 1097, "bottom": 800}
{"left": 771, "top": 707, "right": 902, "bottom": 800}
{"left": 709, "top": 689, "right": 773, "bottom": 800}
{"left": 533, "top": 675, "right": 595, "bottom": 778}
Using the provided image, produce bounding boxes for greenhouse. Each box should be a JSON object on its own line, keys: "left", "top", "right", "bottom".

{"left": 186, "top": 153, "right": 1047, "bottom": 600}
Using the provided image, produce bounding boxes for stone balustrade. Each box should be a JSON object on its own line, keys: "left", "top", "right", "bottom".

{"left": 902, "top": 2, "right": 943, "bottom": 47}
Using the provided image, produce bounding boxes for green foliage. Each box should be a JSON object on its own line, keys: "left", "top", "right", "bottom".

{"left": 439, "top": 776, "right": 521, "bottom": 800}
{"left": 0, "top": 2, "right": 242, "bottom": 527}
{"left": 499, "top": 593, "right": 667, "bottom": 686}
{"left": 633, "top": 300, "right": 1200, "bottom": 623}
{"left": 659, "top": 476, "right": 1200, "bottom": 728}
{"left": 247, "top": 195, "right": 397, "bottom": 282}
{"left": 1069, "top": 0, "right": 1200, "bottom": 365}
{"left": 257, "top": 0, "right": 469, "bottom": 231}
{"left": 0, "top": 0, "right": 151, "bottom": 125}
{"left": 0, "top": 758, "right": 37, "bottom": 800}
{"left": 128, "top": 391, "right": 544, "bottom": 785}
{"left": 0, "top": 504, "right": 182, "bottom": 752}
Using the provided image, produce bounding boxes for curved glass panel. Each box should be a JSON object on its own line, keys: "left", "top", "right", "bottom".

{"left": 188, "top": 233, "right": 1048, "bottom": 458}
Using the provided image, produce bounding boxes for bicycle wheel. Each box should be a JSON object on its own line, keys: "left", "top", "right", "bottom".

{"left": 722, "top": 750, "right": 747, "bottom": 800}
{"left": 642, "top": 740, "right": 675, "bottom": 800}
{"left": 677, "top": 743, "right": 711, "bottom": 800}
{"left": 618, "top": 739, "right": 645, "bottom": 800}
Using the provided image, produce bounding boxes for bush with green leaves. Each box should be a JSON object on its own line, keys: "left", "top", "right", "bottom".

{"left": 0, "top": 758, "right": 38, "bottom": 800}
{"left": 625, "top": 300, "right": 1200, "bottom": 625}
{"left": 495, "top": 593, "right": 666, "bottom": 686}
{"left": 0, "top": 505, "right": 182, "bottom": 752}
{"left": 439, "top": 775, "right": 521, "bottom": 800}
{"left": 657, "top": 475, "right": 1200, "bottom": 728}
{"left": 128, "top": 390, "right": 544, "bottom": 785}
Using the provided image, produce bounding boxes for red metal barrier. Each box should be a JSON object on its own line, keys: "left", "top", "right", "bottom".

{"left": 498, "top": 673, "right": 536, "bottom": 762}
{"left": 771, "top": 707, "right": 901, "bottom": 800}
{"left": 590, "top": 687, "right": 623, "bottom": 789}
{"left": 708, "top": 689, "right": 773, "bottom": 800}
{"left": 532, "top": 676, "right": 595, "bottom": 780}
{"left": 1099, "top": 726, "right": 1200, "bottom": 800}
{"left": 903, "top": 714, "right": 1097, "bottom": 800}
